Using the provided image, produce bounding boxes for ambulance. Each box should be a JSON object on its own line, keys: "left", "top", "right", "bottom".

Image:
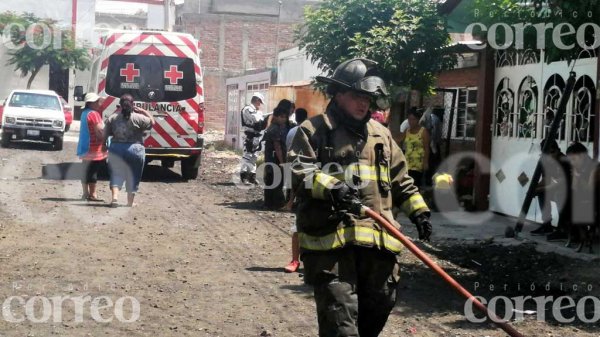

{"left": 79, "top": 30, "right": 205, "bottom": 179}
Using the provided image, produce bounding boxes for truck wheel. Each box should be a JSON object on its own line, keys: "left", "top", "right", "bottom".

{"left": 1, "top": 135, "right": 9, "bottom": 148}
{"left": 181, "top": 155, "right": 200, "bottom": 180}
{"left": 53, "top": 137, "right": 64, "bottom": 151}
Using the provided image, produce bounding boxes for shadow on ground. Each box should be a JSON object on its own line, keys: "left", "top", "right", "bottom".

{"left": 41, "top": 163, "right": 185, "bottom": 182}
{"left": 2, "top": 140, "right": 57, "bottom": 152}
{"left": 246, "top": 266, "right": 286, "bottom": 273}
{"left": 216, "top": 200, "right": 285, "bottom": 213}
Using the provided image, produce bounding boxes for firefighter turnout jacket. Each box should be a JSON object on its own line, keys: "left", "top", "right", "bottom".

{"left": 288, "top": 102, "right": 430, "bottom": 254}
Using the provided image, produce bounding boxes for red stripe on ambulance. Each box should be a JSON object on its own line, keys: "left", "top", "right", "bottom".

{"left": 165, "top": 115, "right": 189, "bottom": 138}
{"left": 113, "top": 34, "right": 152, "bottom": 56}
{"left": 177, "top": 35, "right": 197, "bottom": 55}
{"left": 152, "top": 123, "right": 180, "bottom": 148}
{"left": 104, "top": 33, "right": 123, "bottom": 47}
{"left": 144, "top": 135, "right": 162, "bottom": 148}
{"left": 138, "top": 45, "right": 165, "bottom": 56}
{"left": 154, "top": 34, "right": 187, "bottom": 58}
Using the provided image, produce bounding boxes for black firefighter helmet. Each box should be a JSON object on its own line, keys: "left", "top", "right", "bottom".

{"left": 316, "top": 58, "right": 389, "bottom": 98}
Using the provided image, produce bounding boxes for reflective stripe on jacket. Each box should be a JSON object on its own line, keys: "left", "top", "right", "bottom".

{"left": 288, "top": 103, "right": 429, "bottom": 254}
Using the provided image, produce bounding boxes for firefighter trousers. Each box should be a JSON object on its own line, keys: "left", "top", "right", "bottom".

{"left": 302, "top": 246, "right": 401, "bottom": 337}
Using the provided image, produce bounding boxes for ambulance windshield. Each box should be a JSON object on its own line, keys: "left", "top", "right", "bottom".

{"left": 106, "top": 55, "right": 197, "bottom": 102}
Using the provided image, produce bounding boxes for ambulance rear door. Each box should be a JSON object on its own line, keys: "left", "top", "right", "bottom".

{"left": 104, "top": 53, "right": 199, "bottom": 150}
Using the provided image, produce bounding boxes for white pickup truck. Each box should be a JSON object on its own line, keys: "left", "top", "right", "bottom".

{"left": 1, "top": 90, "right": 66, "bottom": 150}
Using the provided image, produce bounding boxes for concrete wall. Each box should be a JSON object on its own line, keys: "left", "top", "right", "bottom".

{"left": 196, "top": 0, "right": 319, "bottom": 23}
{"left": 147, "top": 3, "right": 176, "bottom": 30}
{"left": 0, "top": 0, "right": 96, "bottom": 44}
{"left": 95, "top": 12, "right": 148, "bottom": 32}
{"left": 0, "top": 0, "right": 96, "bottom": 106}
{"left": 0, "top": 46, "right": 50, "bottom": 100}
{"left": 277, "top": 47, "right": 324, "bottom": 84}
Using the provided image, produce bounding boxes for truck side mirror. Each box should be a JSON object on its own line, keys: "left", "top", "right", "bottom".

{"left": 74, "top": 86, "right": 84, "bottom": 101}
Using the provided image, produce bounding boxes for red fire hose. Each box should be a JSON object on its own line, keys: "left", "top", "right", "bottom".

{"left": 362, "top": 206, "right": 525, "bottom": 337}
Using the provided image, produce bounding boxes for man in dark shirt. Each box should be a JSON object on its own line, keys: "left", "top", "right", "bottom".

{"left": 263, "top": 107, "right": 289, "bottom": 209}
{"left": 566, "top": 142, "right": 598, "bottom": 252}
{"left": 530, "top": 138, "right": 572, "bottom": 241}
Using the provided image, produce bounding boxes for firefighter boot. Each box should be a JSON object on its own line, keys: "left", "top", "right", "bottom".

{"left": 248, "top": 173, "right": 258, "bottom": 185}
{"left": 240, "top": 172, "right": 250, "bottom": 185}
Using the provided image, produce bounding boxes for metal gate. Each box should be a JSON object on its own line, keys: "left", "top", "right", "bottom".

{"left": 489, "top": 49, "right": 597, "bottom": 221}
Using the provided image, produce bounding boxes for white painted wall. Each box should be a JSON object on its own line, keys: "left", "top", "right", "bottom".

{"left": 0, "top": 0, "right": 96, "bottom": 105}
{"left": 0, "top": 45, "right": 50, "bottom": 100}
{"left": 277, "top": 47, "right": 324, "bottom": 84}
{"left": 0, "top": 0, "right": 96, "bottom": 44}
{"left": 147, "top": 3, "right": 175, "bottom": 31}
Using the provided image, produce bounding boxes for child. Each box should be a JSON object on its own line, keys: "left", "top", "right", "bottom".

{"left": 262, "top": 107, "right": 289, "bottom": 209}
{"left": 284, "top": 108, "right": 308, "bottom": 273}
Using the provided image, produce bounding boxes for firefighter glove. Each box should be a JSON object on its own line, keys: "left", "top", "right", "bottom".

{"left": 412, "top": 213, "right": 432, "bottom": 241}
{"left": 330, "top": 183, "right": 362, "bottom": 216}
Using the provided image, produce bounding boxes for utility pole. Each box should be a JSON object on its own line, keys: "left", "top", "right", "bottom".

{"left": 71, "top": 0, "right": 77, "bottom": 38}
{"left": 274, "top": 1, "right": 282, "bottom": 70}
{"left": 164, "top": 0, "right": 171, "bottom": 31}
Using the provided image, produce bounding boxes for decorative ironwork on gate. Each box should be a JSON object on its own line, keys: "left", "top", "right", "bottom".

{"left": 495, "top": 77, "right": 515, "bottom": 137}
{"left": 571, "top": 75, "right": 596, "bottom": 144}
{"left": 543, "top": 74, "right": 566, "bottom": 140}
{"left": 517, "top": 76, "right": 538, "bottom": 139}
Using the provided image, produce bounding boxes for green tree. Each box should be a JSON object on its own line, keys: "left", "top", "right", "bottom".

{"left": 296, "top": 0, "right": 455, "bottom": 96}
{"left": 0, "top": 11, "right": 90, "bottom": 89}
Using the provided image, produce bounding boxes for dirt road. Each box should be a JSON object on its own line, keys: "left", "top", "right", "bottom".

{"left": 0, "top": 139, "right": 597, "bottom": 336}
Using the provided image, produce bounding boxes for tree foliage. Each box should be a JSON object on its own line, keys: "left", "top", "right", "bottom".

{"left": 0, "top": 11, "right": 90, "bottom": 88}
{"left": 296, "top": 0, "right": 456, "bottom": 96}
{"left": 465, "top": 0, "right": 600, "bottom": 63}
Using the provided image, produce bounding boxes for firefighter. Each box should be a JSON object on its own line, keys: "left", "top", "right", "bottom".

{"left": 288, "top": 58, "right": 432, "bottom": 337}
{"left": 239, "top": 92, "right": 268, "bottom": 184}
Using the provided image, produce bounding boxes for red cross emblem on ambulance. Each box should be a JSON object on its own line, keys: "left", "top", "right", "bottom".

{"left": 120, "top": 63, "right": 140, "bottom": 83}
{"left": 164, "top": 65, "right": 184, "bottom": 85}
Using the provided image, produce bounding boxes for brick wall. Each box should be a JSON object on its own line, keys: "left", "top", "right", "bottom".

{"left": 436, "top": 66, "right": 480, "bottom": 88}
{"left": 181, "top": 14, "right": 297, "bottom": 132}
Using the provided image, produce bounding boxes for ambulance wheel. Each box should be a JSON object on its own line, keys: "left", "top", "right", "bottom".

{"left": 181, "top": 155, "right": 200, "bottom": 180}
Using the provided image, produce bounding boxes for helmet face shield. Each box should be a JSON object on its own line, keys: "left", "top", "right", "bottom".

{"left": 353, "top": 76, "right": 388, "bottom": 97}
{"left": 375, "top": 96, "right": 391, "bottom": 110}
